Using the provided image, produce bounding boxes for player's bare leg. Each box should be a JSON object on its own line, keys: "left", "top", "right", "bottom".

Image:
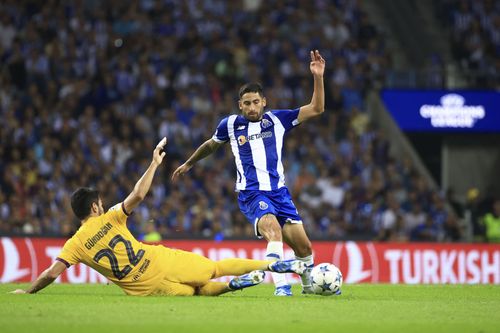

{"left": 198, "top": 260, "right": 306, "bottom": 296}
{"left": 212, "top": 258, "right": 306, "bottom": 278}
{"left": 257, "top": 214, "right": 291, "bottom": 296}
{"left": 283, "top": 223, "right": 314, "bottom": 294}
{"left": 212, "top": 258, "right": 271, "bottom": 277}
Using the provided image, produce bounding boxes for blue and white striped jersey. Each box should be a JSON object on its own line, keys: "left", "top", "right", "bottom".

{"left": 212, "top": 108, "right": 300, "bottom": 191}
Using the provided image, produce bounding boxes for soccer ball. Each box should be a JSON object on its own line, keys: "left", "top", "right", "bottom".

{"left": 310, "top": 263, "right": 343, "bottom": 296}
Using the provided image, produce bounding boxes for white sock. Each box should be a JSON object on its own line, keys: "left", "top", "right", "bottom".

{"left": 266, "top": 241, "right": 288, "bottom": 288}
{"left": 295, "top": 254, "right": 314, "bottom": 289}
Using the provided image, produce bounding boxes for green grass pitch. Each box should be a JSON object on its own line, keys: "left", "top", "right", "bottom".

{"left": 1, "top": 283, "right": 499, "bottom": 333}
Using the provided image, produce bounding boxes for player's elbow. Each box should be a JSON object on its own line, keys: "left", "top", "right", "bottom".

{"left": 312, "top": 104, "right": 324, "bottom": 115}
{"left": 208, "top": 139, "right": 222, "bottom": 152}
{"left": 131, "top": 188, "right": 146, "bottom": 202}
{"left": 136, "top": 191, "right": 146, "bottom": 201}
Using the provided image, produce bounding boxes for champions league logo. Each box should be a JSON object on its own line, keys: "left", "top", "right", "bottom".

{"left": 259, "top": 201, "right": 269, "bottom": 210}
{"left": 419, "top": 94, "right": 485, "bottom": 128}
{"left": 261, "top": 119, "right": 272, "bottom": 129}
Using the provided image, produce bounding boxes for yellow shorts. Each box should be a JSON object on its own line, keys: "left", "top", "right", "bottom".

{"left": 150, "top": 248, "right": 216, "bottom": 296}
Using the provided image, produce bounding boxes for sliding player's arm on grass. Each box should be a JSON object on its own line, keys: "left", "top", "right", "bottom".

{"left": 10, "top": 261, "right": 67, "bottom": 294}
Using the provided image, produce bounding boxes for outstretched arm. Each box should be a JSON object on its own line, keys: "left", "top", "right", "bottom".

{"left": 171, "top": 138, "right": 224, "bottom": 180}
{"left": 11, "top": 261, "right": 67, "bottom": 294}
{"left": 298, "top": 50, "right": 325, "bottom": 123}
{"left": 123, "top": 137, "right": 167, "bottom": 213}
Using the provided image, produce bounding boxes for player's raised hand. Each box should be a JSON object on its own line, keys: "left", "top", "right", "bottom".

{"left": 171, "top": 162, "right": 192, "bottom": 181}
{"left": 152, "top": 137, "right": 167, "bottom": 166}
{"left": 309, "top": 50, "right": 325, "bottom": 77}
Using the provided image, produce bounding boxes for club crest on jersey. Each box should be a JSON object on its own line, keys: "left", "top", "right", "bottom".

{"left": 238, "top": 135, "right": 247, "bottom": 145}
{"left": 261, "top": 119, "right": 272, "bottom": 129}
{"left": 259, "top": 201, "right": 269, "bottom": 210}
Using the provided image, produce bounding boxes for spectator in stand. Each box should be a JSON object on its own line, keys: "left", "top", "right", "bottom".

{"left": 411, "top": 217, "right": 439, "bottom": 242}
{"left": 403, "top": 202, "right": 427, "bottom": 236}
{"left": 443, "top": 0, "right": 500, "bottom": 88}
{"left": 377, "top": 193, "right": 402, "bottom": 241}
{"left": 482, "top": 199, "right": 500, "bottom": 243}
{"left": 140, "top": 220, "right": 162, "bottom": 243}
{"left": 465, "top": 187, "right": 484, "bottom": 241}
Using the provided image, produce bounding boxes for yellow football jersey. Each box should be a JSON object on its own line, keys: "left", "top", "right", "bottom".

{"left": 57, "top": 203, "right": 167, "bottom": 295}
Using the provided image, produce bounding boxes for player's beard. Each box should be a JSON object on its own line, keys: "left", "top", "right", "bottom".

{"left": 245, "top": 108, "right": 263, "bottom": 122}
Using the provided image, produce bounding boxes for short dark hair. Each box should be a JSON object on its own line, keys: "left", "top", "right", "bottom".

{"left": 238, "top": 82, "right": 264, "bottom": 98}
{"left": 70, "top": 187, "right": 100, "bottom": 220}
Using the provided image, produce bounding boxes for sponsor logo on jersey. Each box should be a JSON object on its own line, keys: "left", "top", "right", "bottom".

{"left": 238, "top": 135, "right": 247, "bottom": 145}
{"left": 237, "top": 131, "right": 273, "bottom": 146}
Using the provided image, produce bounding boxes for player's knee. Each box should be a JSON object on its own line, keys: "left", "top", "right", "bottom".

{"left": 295, "top": 240, "right": 313, "bottom": 257}
{"left": 260, "top": 227, "right": 282, "bottom": 241}
{"left": 258, "top": 215, "right": 282, "bottom": 241}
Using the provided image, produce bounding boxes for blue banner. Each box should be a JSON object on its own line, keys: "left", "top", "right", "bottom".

{"left": 381, "top": 90, "right": 500, "bottom": 132}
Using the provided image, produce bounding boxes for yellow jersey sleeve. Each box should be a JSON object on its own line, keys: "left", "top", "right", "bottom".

{"left": 56, "top": 236, "right": 82, "bottom": 267}
{"left": 106, "top": 202, "right": 131, "bottom": 225}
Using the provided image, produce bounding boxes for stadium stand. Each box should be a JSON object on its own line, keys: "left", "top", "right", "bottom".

{"left": 434, "top": 0, "right": 500, "bottom": 88}
{"left": 0, "top": 0, "right": 481, "bottom": 242}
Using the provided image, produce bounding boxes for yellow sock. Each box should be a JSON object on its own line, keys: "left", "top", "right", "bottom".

{"left": 213, "top": 259, "right": 272, "bottom": 278}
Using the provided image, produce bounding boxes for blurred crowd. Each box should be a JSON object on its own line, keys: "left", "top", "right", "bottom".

{"left": 436, "top": 0, "right": 500, "bottom": 88}
{"left": 0, "top": 0, "right": 496, "bottom": 242}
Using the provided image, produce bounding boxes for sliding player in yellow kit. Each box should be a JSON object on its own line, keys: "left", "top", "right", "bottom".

{"left": 11, "top": 138, "right": 305, "bottom": 296}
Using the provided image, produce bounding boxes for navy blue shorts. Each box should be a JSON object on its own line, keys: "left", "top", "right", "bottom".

{"left": 237, "top": 187, "right": 303, "bottom": 237}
